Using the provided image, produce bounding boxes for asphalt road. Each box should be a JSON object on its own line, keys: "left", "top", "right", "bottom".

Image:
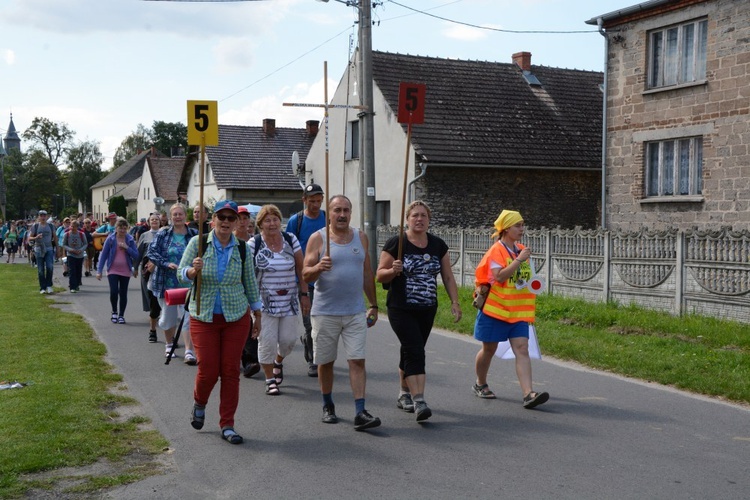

{"left": 38, "top": 263, "right": 750, "bottom": 500}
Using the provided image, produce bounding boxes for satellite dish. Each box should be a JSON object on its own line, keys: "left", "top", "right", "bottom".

{"left": 291, "top": 151, "right": 300, "bottom": 175}
{"left": 153, "top": 197, "right": 165, "bottom": 205}
{"left": 291, "top": 151, "right": 304, "bottom": 188}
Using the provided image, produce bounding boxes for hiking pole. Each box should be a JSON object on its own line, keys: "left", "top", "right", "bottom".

{"left": 323, "top": 61, "right": 331, "bottom": 257}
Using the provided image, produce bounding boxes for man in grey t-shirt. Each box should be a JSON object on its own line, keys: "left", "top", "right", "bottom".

{"left": 302, "top": 195, "right": 381, "bottom": 431}
{"left": 29, "top": 210, "right": 55, "bottom": 294}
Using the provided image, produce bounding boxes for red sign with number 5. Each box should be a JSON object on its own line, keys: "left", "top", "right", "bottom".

{"left": 398, "top": 83, "right": 426, "bottom": 124}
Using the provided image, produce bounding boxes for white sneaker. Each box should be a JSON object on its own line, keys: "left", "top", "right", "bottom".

{"left": 46, "top": 287, "right": 54, "bottom": 294}
{"left": 40, "top": 289, "right": 46, "bottom": 294}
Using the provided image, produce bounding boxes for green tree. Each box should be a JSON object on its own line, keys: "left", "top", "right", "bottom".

{"left": 21, "top": 117, "right": 75, "bottom": 167}
{"left": 67, "top": 140, "right": 105, "bottom": 212}
{"left": 152, "top": 121, "right": 187, "bottom": 157}
{"left": 108, "top": 195, "right": 126, "bottom": 217}
{"left": 112, "top": 124, "right": 152, "bottom": 168}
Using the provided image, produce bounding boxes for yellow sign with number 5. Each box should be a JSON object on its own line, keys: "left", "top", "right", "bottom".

{"left": 187, "top": 100, "right": 219, "bottom": 146}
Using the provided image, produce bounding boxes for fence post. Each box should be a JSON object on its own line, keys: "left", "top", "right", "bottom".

{"left": 603, "top": 230, "right": 611, "bottom": 303}
{"left": 544, "top": 229, "right": 552, "bottom": 295}
{"left": 459, "top": 228, "right": 466, "bottom": 287}
{"left": 675, "top": 230, "right": 685, "bottom": 316}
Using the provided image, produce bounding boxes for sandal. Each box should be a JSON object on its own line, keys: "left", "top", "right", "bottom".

{"left": 117, "top": 316, "right": 126, "bottom": 324}
{"left": 190, "top": 404, "right": 205, "bottom": 429}
{"left": 472, "top": 383, "right": 496, "bottom": 399}
{"left": 265, "top": 380, "right": 280, "bottom": 396}
{"left": 221, "top": 427, "right": 243, "bottom": 445}
{"left": 273, "top": 361, "right": 283, "bottom": 385}
{"left": 111, "top": 312, "right": 118, "bottom": 323}
{"left": 523, "top": 391, "right": 549, "bottom": 409}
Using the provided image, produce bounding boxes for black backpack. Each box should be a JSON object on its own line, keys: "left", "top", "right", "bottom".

{"left": 251, "top": 232, "right": 294, "bottom": 276}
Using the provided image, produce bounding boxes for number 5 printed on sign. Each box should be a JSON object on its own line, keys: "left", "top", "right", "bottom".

{"left": 397, "top": 83, "right": 426, "bottom": 260}
{"left": 186, "top": 100, "right": 219, "bottom": 314}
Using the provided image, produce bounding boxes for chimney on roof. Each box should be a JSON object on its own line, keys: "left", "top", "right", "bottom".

{"left": 263, "top": 118, "right": 276, "bottom": 137}
{"left": 512, "top": 51, "right": 532, "bottom": 71}
{"left": 306, "top": 120, "right": 320, "bottom": 136}
{"left": 151, "top": 146, "right": 156, "bottom": 157}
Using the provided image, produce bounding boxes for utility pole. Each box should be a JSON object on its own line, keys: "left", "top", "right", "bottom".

{"left": 358, "top": 0, "right": 377, "bottom": 270}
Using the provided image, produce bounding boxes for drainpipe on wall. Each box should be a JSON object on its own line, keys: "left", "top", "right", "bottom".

{"left": 597, "top": 17, "right": 609, "bottom": 230}
{"left": 407, "top": 162, "right": 428, "bottom": 204}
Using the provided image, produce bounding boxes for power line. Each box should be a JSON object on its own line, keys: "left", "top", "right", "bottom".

{"left": 385, "top": 0, "right": 597, "bottom": 34}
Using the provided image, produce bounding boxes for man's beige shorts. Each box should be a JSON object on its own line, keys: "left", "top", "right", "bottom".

{"left": 311, "top": 314, "right": 367, "bottom": 365}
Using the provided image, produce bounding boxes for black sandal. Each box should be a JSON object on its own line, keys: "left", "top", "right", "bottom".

{"left": 191, "top": 404, "right": 205, "bottom": 429}
{"left": 523, "top": 391, "right": 549, "bottom": 409}
{"left": 221, "top": 427, "right": 243, "bottom": 444}
{"left": 273, "top": 361, "right": 283, "bottom": 385}
{"left": 265, "top": 380, "right": 280, "bottom": 395}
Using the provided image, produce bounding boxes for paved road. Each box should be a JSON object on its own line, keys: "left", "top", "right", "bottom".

{"left": 37, "top": 263, "right": 750, "bottom": 500}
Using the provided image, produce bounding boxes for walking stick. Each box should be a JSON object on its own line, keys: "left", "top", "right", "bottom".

{"left": 397, "top": 115, "right": 413, "bottom": 262}
{"left": 196, "top": 135, "right": 206, "bottom": 314}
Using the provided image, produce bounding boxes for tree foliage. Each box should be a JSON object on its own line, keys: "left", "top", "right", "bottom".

{"left": 112, "top": 123, "right": 152, "bottom": 169}
{"left": 21, "top": 117, "right": 75, "bottom": 167}
{"left": 112, "top": 121, "right": 187, "bottom": 168}
{"left": 152, "top": 121, "right": 187, "bottom": 157}
{"left": 67, "top": 140, "right": 105, "bottom": 212}
{"left": 108, "top": 195, "right": 127, "bottom": 217}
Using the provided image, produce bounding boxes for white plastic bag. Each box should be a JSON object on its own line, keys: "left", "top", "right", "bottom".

{"left": 494, "top": 324, "right": 542, "bottom": 360}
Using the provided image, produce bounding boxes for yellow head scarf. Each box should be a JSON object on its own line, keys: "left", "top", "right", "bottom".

{"left": 491, "top": 210, "right": 523, "bottom": 238}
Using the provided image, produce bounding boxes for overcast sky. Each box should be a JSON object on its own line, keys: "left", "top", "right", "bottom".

{"left": 1, "top": 0, "right": 628, "bottom": 169}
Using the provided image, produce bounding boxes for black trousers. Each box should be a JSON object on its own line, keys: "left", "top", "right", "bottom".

{"left": 387, "top": 305, "right": 438, "bottom": 378}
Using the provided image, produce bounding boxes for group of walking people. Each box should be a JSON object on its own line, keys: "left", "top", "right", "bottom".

{"left": 10, "top": 185, "right": 548, "bottom": 445}
{"left": 165, "top": 183, "right": 548, "bottom": 445}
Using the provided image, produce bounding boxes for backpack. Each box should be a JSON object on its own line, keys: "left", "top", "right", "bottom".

{"left": 290, "top": 210, "right": 325, "bottom": 240}
{"left": 32, "top": 223, "right": 56, "bottom": 248}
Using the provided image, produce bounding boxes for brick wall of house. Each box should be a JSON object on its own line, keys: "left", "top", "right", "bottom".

{"left": 419, "top": 167, "right": 601, "bottom": 229}
{"left": 605, "top": 0, "right": 750, "bottom": 231}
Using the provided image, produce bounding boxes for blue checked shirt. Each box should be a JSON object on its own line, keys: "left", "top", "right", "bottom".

{"left": 146, "top": 226, "right": 198, "bottom": 298}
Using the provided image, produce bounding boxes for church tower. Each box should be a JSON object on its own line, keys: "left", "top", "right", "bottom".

{"left": 3, "top": 114, "right": 21, "bottom": 154}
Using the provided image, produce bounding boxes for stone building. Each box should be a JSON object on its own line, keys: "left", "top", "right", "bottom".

{"left": 588, "top": 0, "right": 750, "bottom": 231}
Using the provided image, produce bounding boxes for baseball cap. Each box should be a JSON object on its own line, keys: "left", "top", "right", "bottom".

{"left": 107, "top": 212, "right": 117, "bottom": 219}
{"left": 304, "top": 183, "right": 324, "bottom": 196}
{"left": 213, "top": 200, "right": 238, "bottom": 214}
{"left": 38, "top": 210, "right": 48, "bottom": 215}
{"left": 237, "top": 206, "right": 250, "bottom": 215}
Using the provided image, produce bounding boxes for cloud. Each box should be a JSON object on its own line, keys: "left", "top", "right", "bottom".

{"left": 3, "top": 49, "right": 15, "bottom": 65}
{"left": 213, "top": 38, "right": 256, "bottom": 73}
{"left": 0, "top": 0, "right": 296, "bottom": 38}
{"left": 442, "top": 22, "right": 493, "bottom": 41}
{"left": 220, "top": 77, "right": 334, "bottom": 129}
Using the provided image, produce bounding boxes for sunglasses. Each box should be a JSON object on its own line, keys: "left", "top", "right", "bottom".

{"left": 215, "top": 214, "right": 237, "bottom": 222}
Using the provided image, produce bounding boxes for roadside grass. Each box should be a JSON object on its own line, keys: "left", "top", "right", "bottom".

{"left": 0, "top": 266, "right": 169, "bottom": 499}
{"left": 377, "top": 285, "right": 750, "bottom": 405}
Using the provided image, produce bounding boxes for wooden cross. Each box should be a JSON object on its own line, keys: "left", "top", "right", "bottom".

{"left": 283, "top": 61, "right": 367, "bottom": 256}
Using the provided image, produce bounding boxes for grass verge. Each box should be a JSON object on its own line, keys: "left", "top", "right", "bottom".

{"left": 377, "top": 285, "right": 750, "bottom": 405}
{"left": 0, "top": 266, "right": 169, "bottom": 499}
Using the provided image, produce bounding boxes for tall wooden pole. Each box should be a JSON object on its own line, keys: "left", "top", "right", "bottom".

{"left": 397, "top": 117, "right": 413, "bottom": 261}
{"left": 196, "top": 134, "right": 206, "bottom": 315}
{"left": 324, "top": 61, "right": 331, "bottom": 257}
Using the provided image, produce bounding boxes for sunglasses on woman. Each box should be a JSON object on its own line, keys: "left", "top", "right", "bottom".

{"left": 215, "top": 214, "right": 237, "bottom": 222}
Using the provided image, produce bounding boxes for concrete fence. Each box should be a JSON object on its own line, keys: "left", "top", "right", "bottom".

{"left": 377, "top": 226, "right": 750, "bottom": 324}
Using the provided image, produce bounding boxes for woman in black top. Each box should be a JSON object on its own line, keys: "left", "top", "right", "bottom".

{"left": 376, "top": 200, "right": 462, "bottom": 422}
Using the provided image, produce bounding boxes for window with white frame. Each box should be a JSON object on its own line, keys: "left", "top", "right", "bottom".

{"left": 645, "top": 137, "right": 703, "bottom": 197}
{"left": 345, "top": 120, "right": 360, "bottom": 160}
{"left": 648, "top": 18, "right": 707, "bottom": 89}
